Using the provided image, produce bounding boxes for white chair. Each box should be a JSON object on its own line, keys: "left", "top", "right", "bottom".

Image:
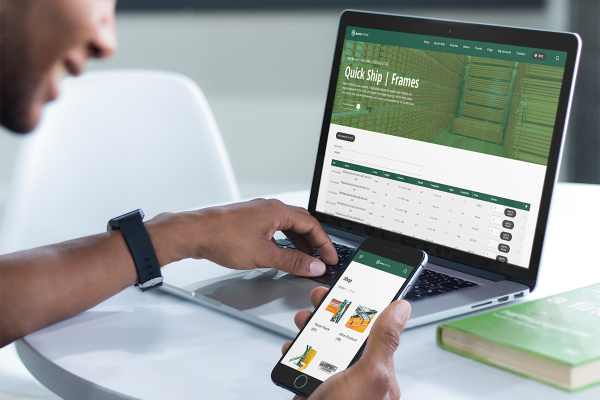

{"left": 0, "top": 70, "right": 240, "bottom": 398}
{"left": 0, "top": 69, "right": 239, "bottom": 254}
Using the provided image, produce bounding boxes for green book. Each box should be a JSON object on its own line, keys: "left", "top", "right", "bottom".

{"left": 437, "top": 283, "right": 600, "bottom": 391}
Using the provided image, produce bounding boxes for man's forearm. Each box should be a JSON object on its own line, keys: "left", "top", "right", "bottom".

{"left": 0, "top": 212, "right": 189, "bottom": 347}
{"left": 1, "top": 230, "right": 138, "bottom": 347}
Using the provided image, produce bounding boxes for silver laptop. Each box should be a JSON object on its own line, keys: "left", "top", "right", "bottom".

{"left": 161, "top": 11, "right": 581, "bottom": 338}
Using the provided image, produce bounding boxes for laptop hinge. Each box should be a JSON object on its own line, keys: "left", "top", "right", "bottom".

{"left": 322, "top": 224, "right": 368, "bottom": 244}
{"left": 428, "top": 254, "right": 506, "bottom": 282}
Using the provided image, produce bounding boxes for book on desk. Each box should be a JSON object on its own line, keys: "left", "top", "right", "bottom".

{"left": 437, "top": 283, "right": 600, "bottom": 391}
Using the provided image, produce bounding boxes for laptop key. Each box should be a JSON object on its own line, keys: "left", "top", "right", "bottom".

{"left": 421, "top": 277, "right": 446, "bottom": 284}
{"left": 440, "top": 281, "right": 471, "bottom": 290}
{"left": 410, "top": 288, "right": 433, "bottom": 295}
{"left": 426, "top": 287, "right": 454, "bottom": 295}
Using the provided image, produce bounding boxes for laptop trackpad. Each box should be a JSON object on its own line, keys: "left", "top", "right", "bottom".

{"left": 185, "top": 270, "right": 323, "bottom": 317}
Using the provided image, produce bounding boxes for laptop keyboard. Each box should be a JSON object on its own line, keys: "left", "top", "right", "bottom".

{"left": 276, "top": 239, "right": 479, "bottom": 300}
{"left": 403, "top": 269, "right": 478, "bottom": 300}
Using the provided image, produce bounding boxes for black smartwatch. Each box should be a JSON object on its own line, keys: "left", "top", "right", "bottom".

{"left": 107, "top": 209, "right": 163, "bottom": 292}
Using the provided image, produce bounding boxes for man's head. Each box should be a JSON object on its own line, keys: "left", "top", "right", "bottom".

{"left": 0, "top": 0, "right": 117, "bottom": 133}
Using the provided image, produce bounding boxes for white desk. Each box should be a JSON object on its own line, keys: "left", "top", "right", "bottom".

{"left": 17, "top": 183, "right": 600, "bottom": 399}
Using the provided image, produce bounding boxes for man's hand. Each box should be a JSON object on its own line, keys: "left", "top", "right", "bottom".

{"left": 281, "top": 287, "right": 411, "bottom": 400}
{"left": 146, "top": 199, "right": 339, "bottom": 277}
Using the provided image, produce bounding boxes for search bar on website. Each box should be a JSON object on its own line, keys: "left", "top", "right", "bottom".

{"left": 337, "top": 149, "right": 423, "bottom": 176}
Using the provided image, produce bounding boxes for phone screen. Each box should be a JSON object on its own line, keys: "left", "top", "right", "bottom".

{"left": 273, "top": 244, "right": 422, "bottom": 394}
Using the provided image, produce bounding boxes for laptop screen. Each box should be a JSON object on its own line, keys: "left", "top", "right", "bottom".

{"left": 314, "top": 26, "right": 568, "bottom": 270}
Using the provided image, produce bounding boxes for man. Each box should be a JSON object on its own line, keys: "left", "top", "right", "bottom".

{"left": 0, "top": 1, "right": 411, "bottom": 399}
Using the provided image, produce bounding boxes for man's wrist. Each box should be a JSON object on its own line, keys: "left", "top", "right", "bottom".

{"left": 145, "top": 211, "right": 207, "bottom": 266}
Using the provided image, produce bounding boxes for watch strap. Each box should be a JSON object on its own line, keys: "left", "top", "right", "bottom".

{"left": 108, "top": 210, "right": 163, "bottom": 291}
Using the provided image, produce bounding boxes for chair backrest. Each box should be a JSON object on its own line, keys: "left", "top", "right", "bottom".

{"left": 0, "top": 70, "right": 239, "bottom": 254}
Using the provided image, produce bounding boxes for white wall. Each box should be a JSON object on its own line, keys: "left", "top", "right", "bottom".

{"left": 0, "top": 2, "right": 570, "bottom": 205}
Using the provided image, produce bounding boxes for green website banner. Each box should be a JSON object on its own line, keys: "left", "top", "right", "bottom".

{"left": 332, "top": 159, "right": 531, "bottom": 211}
{"left": 332, "top": 28, "right": 565, "bottom": 167}
{"left": 353, "top": 250, "right": 414, "bottom": 278}
{"left": 346, "top": 26, "right": 567, "bottom": 67}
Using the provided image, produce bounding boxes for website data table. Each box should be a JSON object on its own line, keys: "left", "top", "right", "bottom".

{"left": 324, "top": 159, "right": 530, "bottom": 265}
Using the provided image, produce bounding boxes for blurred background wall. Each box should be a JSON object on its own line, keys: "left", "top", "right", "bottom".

{"left": 0, "top": 0, "right": 596, "bottom": 209}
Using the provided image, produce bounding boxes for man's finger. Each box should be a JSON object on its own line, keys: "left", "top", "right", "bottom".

{"left": 277, "top": 209, "right": 338, "bottom": 266}
{"left": 266, "top": 246, "right": 326, "bottom": 277}
{"left": 290, "top": 205, "right": 311, "bottom": 215}
{"left": 282, "top": 341, "right": 292, "bottom": 355}
{"left": 282, "top": 230, "right": 315, "bottom": 255}
{"left": 360, "top": 300, "right": 411, "bottom": 368}
{"left": 294, "top": 310, "right": 312, "bottom": 330}
{"left": 310, "top": 286, "right": 329, "bottom": 308}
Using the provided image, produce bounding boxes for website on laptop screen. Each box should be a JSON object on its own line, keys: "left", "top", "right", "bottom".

{"left": 315, "top": 26, "right": 567, "bottom": 269}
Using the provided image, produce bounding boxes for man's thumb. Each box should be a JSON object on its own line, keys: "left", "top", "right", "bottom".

{"left": 360, "top": 300, "right": 411, "bottom": 366}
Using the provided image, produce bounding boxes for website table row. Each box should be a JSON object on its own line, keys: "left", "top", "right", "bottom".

{"left": 331, "top": 187, "right": 525, "bottom": 227}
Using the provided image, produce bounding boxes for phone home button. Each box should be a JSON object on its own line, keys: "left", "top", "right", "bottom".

{"left": 294, "top": 374, "right": 308, "bottom": 388}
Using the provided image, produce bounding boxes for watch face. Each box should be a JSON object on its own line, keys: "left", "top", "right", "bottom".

{"left": 107, "top": 209, "right": 144, "bottom": 231}
{"left": 119, "top": 209, "right": 145, "bottom": 222}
